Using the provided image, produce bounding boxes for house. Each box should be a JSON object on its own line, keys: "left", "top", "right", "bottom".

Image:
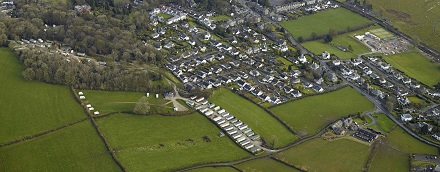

{"left": 291, "top": 90, "right": 302, "bottom": 98}
{"left": 310, "top": 62, "right": 320, "bottom": 70}
{"left": 312, "top": 85, "right": 324, "bottom": 93}
{"left": 327, "top": 72, "right": 338, "bottom": 82}
{"left": 302, "top": 81, "right": 313, "bottom": 88}
{"left": 322, "top": 51, "right": 330, "bottom": 59}
{"left": 332, "top": 59, "right": 341, "bottom": 66}
{"left": 164, "top": 42, "right": 175, "bottom": 49}
{"left": 284, "top": 87, "right": 294, "bottom": 94}
{"left": 249, "top": 70, "right": 260, "bottom": 77}
{"left": 371, "top": 89, "right": 385, "bottom": 99}
{"left": 331, "top": 120, "right": 343, "bottom": 129}
{"left": 401, "top": 114, "right": 412, "bottom": 122}
{"left": 343, "top": 118, "right": 353, "bottom": 128}
{"left": 351, "top": 59, "right": 362, "bottom": 66}
{"left": 152, "top": 33, "right": 160, "bottom": 39}
{"left": 397, "top": 96, "right": 410, "bottom": 105}
{"left": 298, "top": 54, "right": 307, "bottom": 63}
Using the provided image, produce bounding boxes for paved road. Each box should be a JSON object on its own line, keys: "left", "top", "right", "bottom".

{"left": 164, "top": 78, "right": 189, "bottom": 111}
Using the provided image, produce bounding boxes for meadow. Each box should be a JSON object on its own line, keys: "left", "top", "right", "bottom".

{"left": 302, "top": 26, "right": 375, "bottom": 59}
{"left": 275, "top": 138, "right": 370, "bottom": 172}
{"left": 271, "top": 87, "right": 375, "bottom": 135}
{"left": 369, "top": 143, "right": 410, "bottom": 172}
{"left": 280, "top": 8, "right": 372, "bottom": 39}
{"left": 0, "top": 48, "right": 86, "bottom": 143}
{"left": 96, "top": 113, "right": 250, "bottom": 171}
{"left": 0, "top": 121, "right": 120, "bottom": 171}
{"left": 236, "top": 158, "right": 301, "bottom": 172}
{"left": 386, "top": 127, "right": 437, "bottom": 154}
{"left": 368, "top": 113, "right": 395, "bottom": 133}
{"left": 81, "top": 90, "right": 172, "bottom": 114}
{"left": 368, "top": 0, "right": 440, "bottom": 51}
{"left": 382, "top": 52, "right": 440, "bottom": 87}
{"left": 209, "top": 88, "right": 298, "bottom": 148}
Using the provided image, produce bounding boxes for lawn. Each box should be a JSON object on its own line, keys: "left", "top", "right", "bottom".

{"left": 0, "top": 121, "right": 120, "bottom": 172}
{"left": 408, "top": 96, "right": 430, "bottom": 108}
{"left": 302, "top": 26, "right": 376, "bottom": 59}
{"left": 271, "top": 87, "right": 375, "bottom": 135}
{"left": 236, "top": 158, "right": 301, "bottom": 172}
{"left": 275, "top": 138, "right": 370, "bottom": 172}
{"left": 369, "top": 142, "right": 410, "bottom": 172}
{"left": 80, "top": 90, "right": 172, "bottom": 115}
{"left": 387, "top": 127, "right": 437, "bottom": 154}
{"left": 157, "top": 13, "right": 172, "bottom": 19}
{"left": 276, "top": 57, "right": 294, "bottom": 70}
{"left": 211, "top": 15, "right": 231, "bottom": 22}
{"left": 96, "top": 113, "right": 251, "bottom": 171}
{"left": 187, "top": 167, "right": 237, "bottom": 172}
{"left": 368, "top": 0, "right": 440, "bottom": 51}
{"left": 371, "top": 113, "right": 395, "bottom": 133}
{"left": 382, "top": 52, "right": 440, "bottom": 87}
{"left": 209, "top": 88, "right": 298, "bottom": 148}
{"left": 280, "top": 8, "right": 372, "bottom": 39}
{"left": 0, "top": 48, "right": 86, "bottom": 144}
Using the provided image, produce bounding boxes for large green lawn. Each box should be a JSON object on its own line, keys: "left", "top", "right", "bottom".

{"left": 368, "top": 0, "right": 440, "bottom": 51}
{"left": 280, "top": 8, "right": 372, "bottom": 39}
{"left": 369, "top": 142, "right": 410, "bottom": 172}
{"left": 81, "top": 90, "right": 172, "bottom": 114}
{"left": 236, "top": 158, "right": 301, "bottom": 172}
{"left": 382, "top": 52, "right": 440, "bottom": 87}
{"left": 0, "top": 121, "right": 120, "bottom": 171}
{"left": 0, "top": 48, "right": 86, "bottom": 143}
{"left": 271, "top": 87, "right": 375, "bottom": 135}
{"left": 372, "top": 113, "right": 395, "bottom": 133}
{"left": 275, "top": 138, "right": 370, "bottom": 172}
{"left": 209, "top": 88, "right": 297, "bottom": 148}
{"left": 96, "top": 113, "right": 250, "bottom": 171}
{"left": 303, "top": 26, "right": 375, "bottom": 59}
{"left": 387, "top": 127, "right": 437, "bottom": 154}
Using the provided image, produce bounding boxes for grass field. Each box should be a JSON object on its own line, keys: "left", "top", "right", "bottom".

{"left": 387, "top": 127, "right": 437, "bottom": 154}
{"left": 276, "top": 57, "right": 294, "bottom": 70}
{"left": 369, "top": 28, "right": 395, "bottom": 39}
{"left": 280, "top": 8, "right": 372, "bottom": 39}
{"left": 302, "top": 26, "right": 376, "bottom": 59}
{"left": 0, "top": 121, "right": 120, "bottom": 171}
{"left": 382, "top": 52, "right": 440, "bottom": 87}
{"left": 187, "top": 167, "right": 237, "bottom": 172}
{"left": 0, "top": 48, "right": 86, "bottom": 143}
{"left": 369, "top": 142, "right": 410, "bottom": 172}
{"left": 271, "top": 87, "right": 375, "bottom": 135}
{"left": 211, "top": 15, "right": 231, "bottom": 22}
{"left": 81, "top": 90, "right": 172, "bottom": 114}
{"left": 370, "top": 113, "right": 395, "bottom": 133}
{"left": 408, "top": 96, "right": 430, "bottom": 108}
{"left": 96, "top": 113, "right": 250, "bottom": 171}
{"left": 236, "top": 158, "right": 301, "bottom": 172}
{"left": 275, "top": 138, "right": 370, "bottom": 172}
{"left": 157, "top": 13, "right": 172, "bottom": 19}
{"left": 209, "top": 88, "right": 297, "bottom": 148}
{"left": 368, "top": 0, "right": 440, "bottom": 51}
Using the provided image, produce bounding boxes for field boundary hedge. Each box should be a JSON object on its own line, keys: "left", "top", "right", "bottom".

{"left": 270, "top": 157, "right": 307, "bottom": 172}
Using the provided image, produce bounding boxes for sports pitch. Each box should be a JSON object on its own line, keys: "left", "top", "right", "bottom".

{"left": 369, "top": 28, "right": 395, "bottom": 40}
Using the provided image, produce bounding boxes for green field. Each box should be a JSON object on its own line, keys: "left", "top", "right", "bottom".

{"left": 0, "top": 48, "right": 86, "bottom": 143}
{"left": 209, "top": 88, "right": 297, "bottom": 148}
{"left": 369, "top": 142, "right": 410, "bottom": 172}
{"left": 382, "top": 52, "right": 440, "bottom": 87}
{"left": 211, "top": 15, "right": 231, "bottom": 22}
{"left": 81, "top": 90, "right": 172, "bottom": 115}
{"left": 280, "top": 8, "right": 372, "bottom": 39}
{"left": 157, "top": 13, "right": 172, "bottom": 19}
{"left": 370, "top": 113, "right": 395, "bottom": 133}
{"left": 271, "top": 87, "right": 375, "bottom": 135}
{"left": 0, "top": 121, "right": 120, "bottom": 171}
{"left": 369, "top": 28, "right": 395, "bottom": 39}
{"left": 303, "top": 26, "right": 376, "bottom": 59}
{"left": 96, "top": 113, "right": 250, "bottom": 171}
{"left": 187, "top": 167, "right": 237, "bottom": 172}
{"left": 408, "top": 96, "right": 430, "bottom": 108}
{"left": 276, "top": 57, "right": 294, "bottom": 70}
{"left": 275, "top": 138, "right": 370, "bottom": 172}
{"left": 387, "top": 127, "right": 437, "bottom": 154}
{"left": 369, "top": 0, "right": 440, "bottom": 51}
{"left": 236, "top": 158, "right": 301, "bottom": 172}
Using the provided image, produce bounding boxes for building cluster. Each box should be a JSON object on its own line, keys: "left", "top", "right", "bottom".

{"left": 331, "top": 117, "right": 358, "bottom": 135}
{"left": 273, "top": 0, "right": 337, "bottom": 13}
{"left": 186, "top": 97, "right": 262, "bottom": 153}
{"left": 74, "top": 4, "right": 91, "bottom": 14}
{"left": 0, "top": 0, "right": 14, "bottom": 14}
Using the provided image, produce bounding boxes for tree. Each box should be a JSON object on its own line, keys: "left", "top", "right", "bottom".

{"left": 310, "top": 32, "right": 318, "bottom": 40}
{"left": 297, "top": 36, "right": 304, "bottom": 43}
{"left": 133, "top": 96, "right": 150, "bottom": 115}
{"left": 323, "top": 34, "right": 333, "bottom": 43}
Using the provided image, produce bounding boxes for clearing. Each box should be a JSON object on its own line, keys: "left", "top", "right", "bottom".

{"left": 280, "top": 8, "right": 372, "bottom": 39}
{"left": 209, "top": 88, "right": 298, "bottom": 148}
{"left": 96, "top": 113, "right": 250, "bottom": 171}
{"left": 0, "top": 48, "right": 86, "bottom": 143}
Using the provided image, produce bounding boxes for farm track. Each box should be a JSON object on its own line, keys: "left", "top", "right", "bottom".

{"left": 0, "top": 117, "right": 88, "bottom": 148}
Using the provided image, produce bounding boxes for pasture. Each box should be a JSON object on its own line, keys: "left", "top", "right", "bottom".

{"left": 0, "top": 121, "right": 120, "bottom": 172}
{"left": 211, "top": 15, "right": 231, "bottom": 22}
{"left": 382, "top": 52, "right": 440, "bottom": 87}
{"left": 188, "top": 167, "right": 237, "bottom": 172}
{"left": 0, "top": 48, "right": 86, "bottom": 144}
{"left": 236, "top": 158, "right": 301, "bottom": 172}
{"left": 303, "top": 26, "right": 376, "bottom": 59}
{"left": 280, "top": 8, "right": 372, "bottom": 39}
{"left": 271, "top": 87, "right": 375, "bottom": 135}
{"left": 209, "top": 88, "right": 298, "bottom": 148}
{"left": 275, "top": 138, "right": 370, "bottom": 172}
{"left": 81, "top": 90, "right": 172, "bottom": 115}
{"left": 369, "top": 142, "right": 410, "bottom": 172}
{"left": 368, "top": 0, "right": 440, "bottom": 51}
{"left": 387, "top": 127, "right": 437, "bottom": 154}
{"left": 96, "top": 113, "right": 250, "bottom": 171}
{"left": 370, "top": 113, "right": 395, "bottom": 133}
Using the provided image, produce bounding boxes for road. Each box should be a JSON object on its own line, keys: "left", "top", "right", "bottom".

{"left": 164, "top": 78, "right": 189, "bottom": 111}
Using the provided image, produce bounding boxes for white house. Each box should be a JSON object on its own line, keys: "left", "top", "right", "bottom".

{"left": 78, "top": 92, "right": 84, "bottom": 96}
{"left": 401, "top": 114, "right": 412, "bottom": 122}
{"left": 94, "top": 111, "right": 100, "bottom": 115}
{"left": 322, "top": 51, "right": 330, "bottom": 59}
{"left": 298, "top": 54, "right": 307, "bottom": 63}
{"left": 79, "top": 96, "right": 86, "bottom": 99}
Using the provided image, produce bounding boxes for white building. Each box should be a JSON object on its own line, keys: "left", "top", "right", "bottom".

{"left": 401, "top": 114, "right": 412, "bottom": 122}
